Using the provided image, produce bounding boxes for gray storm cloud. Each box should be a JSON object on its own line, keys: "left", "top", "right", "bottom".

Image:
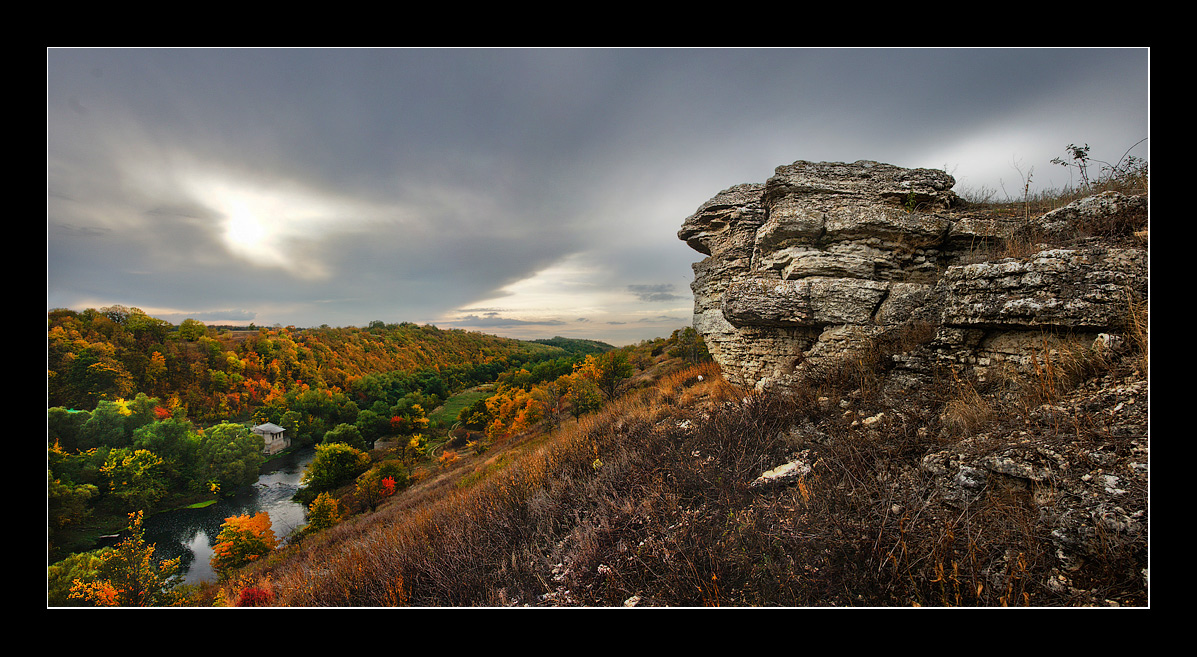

{"left": 47, "top": 48, "right": 1148, "bottom": 344}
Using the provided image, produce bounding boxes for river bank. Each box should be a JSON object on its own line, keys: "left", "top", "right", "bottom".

{"left": 141, "top": 447, "right": 316, "bottom": 585}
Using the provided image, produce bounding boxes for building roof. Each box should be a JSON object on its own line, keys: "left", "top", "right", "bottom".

{"left": 252, "top": 422, "right": 285, "bottom": 433}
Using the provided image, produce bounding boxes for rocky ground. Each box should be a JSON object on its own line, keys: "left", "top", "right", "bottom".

{"left": 673, "top": 159, "right": 1149, "bottom": 606}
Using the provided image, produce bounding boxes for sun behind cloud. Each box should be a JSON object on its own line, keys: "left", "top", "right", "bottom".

{"left": 223, "top": 199, "right": 272, "bottom": 259}
{"left": 177, "top": 167, "right": 393, "bottom": 280}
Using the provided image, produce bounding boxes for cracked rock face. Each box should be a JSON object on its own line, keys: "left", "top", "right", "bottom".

{"left": 679, "top": 160, "right": 1148, "bottom": 391}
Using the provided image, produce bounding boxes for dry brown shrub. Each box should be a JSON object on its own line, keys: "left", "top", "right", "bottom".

{"left": 657, "top": 361, "right": 723, "bottom": 396}
{"left": 1121, "top": 293, "right": 1149, "bottom": 376}
{"left": 1002, "top": 334, "right": 1123, "bottom": 413}
{"left": 941, "top": 382, "right": 994, "bottom": 437}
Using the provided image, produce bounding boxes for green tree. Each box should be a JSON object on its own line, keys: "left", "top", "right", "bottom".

{"left": 354, "top": 409, "right": 390, "bottom": 445}
{"left": 132, "top": 417, "right": 202, "bottom": 491}
{"left": 48, "top": 407, "right": 88, "bottom": 451}
{"left": 457, "top": 396, "right": 494, "bottom": 431}
{"left": 354, "top": 471, "right": 388, "bottom": 512}
{"left": 61, "top": 346, "right": 135, "bottom": 409}
{"left": 402, "top": 433, "right": 428, "bottom": 469}
{"left": 199, "top": 423, "right": 265, "bottom": 494}
{"left": 48, "top": 470, "right": 99, "bottom": 551}
{"left": 124, "top": 392, "right": 160, "bottom": 435}
{"left": 48, "top": 548, "right": 111, "bottom": 607}
{"left": 595, "top": 350, "right": 634, "bottom": 400}
{"left": 77, "top": 400, "right": 127, "bottom": 450}
{"left": 68, "top": 511, "right": 182, "bottom": 606}
{"left": 389, "top": 399, "right": 430, "bottom": 434}
{"left": 390, "top": 402, "right": 430, "bottom": 467}
{"left": 567, "top": 375, "right": 602, "bottom": 420}
{"left": 322, "top": 422, "right": 368, "bottom": 451}
{"left": 279, "top": 410, "right": 302, "bottom": 438}
{"left": 301, "top": 442, "right": 371, "bottom": 493}
{"left": 667, "top": 327, "right": 712, "bottom": 364}
{"left": 124, "top": 308, "right": 173, "bottom": 348}
{"left": 288, "top": 388, "right": 351, "bottom": 447}
{"left": 48, "top": 443, "right": 104, "bottom": 493}
{"left": 375, "top": 459, "right": 409, "bottom": 490}
{"left": 177, "top": 318, "right": 208, "bottom": 341}
{"left": 101, "top": 448, "right": 167, "bottom": 512}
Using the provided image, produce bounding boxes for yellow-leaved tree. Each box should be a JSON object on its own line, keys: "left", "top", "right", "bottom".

{"left": 306, "top": 492, "right": 342, "bottom": 532}
{"left": 68, "top": 511, "right": 183, "bottom": 606}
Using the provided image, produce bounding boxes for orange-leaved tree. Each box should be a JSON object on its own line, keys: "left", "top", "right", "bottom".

{"left": 483, "top": 386, "right": 544, "bottom": 440}
{"left": 210, "top": 512, "right": 277, "bottom": 578}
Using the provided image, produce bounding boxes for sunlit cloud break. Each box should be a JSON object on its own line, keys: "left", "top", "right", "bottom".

{"left": 161, "top": 164, "right": 406, "bottom": 280}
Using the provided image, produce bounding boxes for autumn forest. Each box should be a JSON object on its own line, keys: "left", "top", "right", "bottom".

{"left": 50, "top": 303, "right": 704, "bottom": 605}
{"left": 47, "top": 303, "right": 714, "bottom": 606}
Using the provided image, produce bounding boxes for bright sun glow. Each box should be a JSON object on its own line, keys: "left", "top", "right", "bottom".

{"left": 217, "top": 195, "right": 291, "bottom": 271}
{"left": 225, "top": 201, "right": 268, "bottom": 249}
{"left": 176, "top": 169, "right": 391, "bottom": 280}
{"left": 222, "top": 200, "right": 280, "bottom": 270}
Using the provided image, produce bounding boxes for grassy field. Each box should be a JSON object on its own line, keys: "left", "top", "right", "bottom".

{"left": 427, "top": 384, "right": 495, "bottom": 428}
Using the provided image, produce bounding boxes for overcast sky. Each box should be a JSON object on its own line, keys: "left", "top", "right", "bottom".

{"left": 46, "top": 48, "right": 1149, "bottom": 345}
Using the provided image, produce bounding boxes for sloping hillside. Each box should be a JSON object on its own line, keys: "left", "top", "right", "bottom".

{"left": 216, "top": 327, "right": 1146, "bottom": 606}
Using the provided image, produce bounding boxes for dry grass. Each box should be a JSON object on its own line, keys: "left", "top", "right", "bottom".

{"left": 215, "top": 338, "right": 1144, "bottom": 606}
{"left": 1122, "top": 293, "right": 1149, "bottom": 377}
{"left": 940, "top": 370, "right": 995, "bottom": 437}
{"left": 956, "top": 167, "right": 1148, "bottom": 266}
{"left": 214, "top": 297, "right": 1146, "bottom": 606}
{"left": 246, "top": 364, "right": 760, "bottom": 606}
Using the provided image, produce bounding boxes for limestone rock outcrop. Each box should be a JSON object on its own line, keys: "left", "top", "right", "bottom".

{"left": 679, "top": 159, "right": 1148, "bottom": 392}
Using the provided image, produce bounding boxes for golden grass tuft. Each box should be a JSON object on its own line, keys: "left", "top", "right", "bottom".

{"left": 941, "top": 379, "right": 994, "bottom": 437}
{"left": 1122, "top": 293, "right": 1149, "bottom": 377}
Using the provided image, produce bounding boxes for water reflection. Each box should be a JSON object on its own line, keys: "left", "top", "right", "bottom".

{"left": 143, "top": 448, "right": 315, "bottom": 585}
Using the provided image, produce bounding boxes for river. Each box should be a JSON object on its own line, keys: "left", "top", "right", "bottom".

{"left": 142, "top": 447, "right": 316, "bottom": 586}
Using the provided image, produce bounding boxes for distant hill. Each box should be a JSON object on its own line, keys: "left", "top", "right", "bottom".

{"left": 47, "top": 308, "right": 580, "bottom": 422}
{"left": 528, "top": 336, "right": 615, "bottom": 356}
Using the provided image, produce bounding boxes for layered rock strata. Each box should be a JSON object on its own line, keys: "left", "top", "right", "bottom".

{"left": 679, "top": 160, "right": 1148, "bottom": 391}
